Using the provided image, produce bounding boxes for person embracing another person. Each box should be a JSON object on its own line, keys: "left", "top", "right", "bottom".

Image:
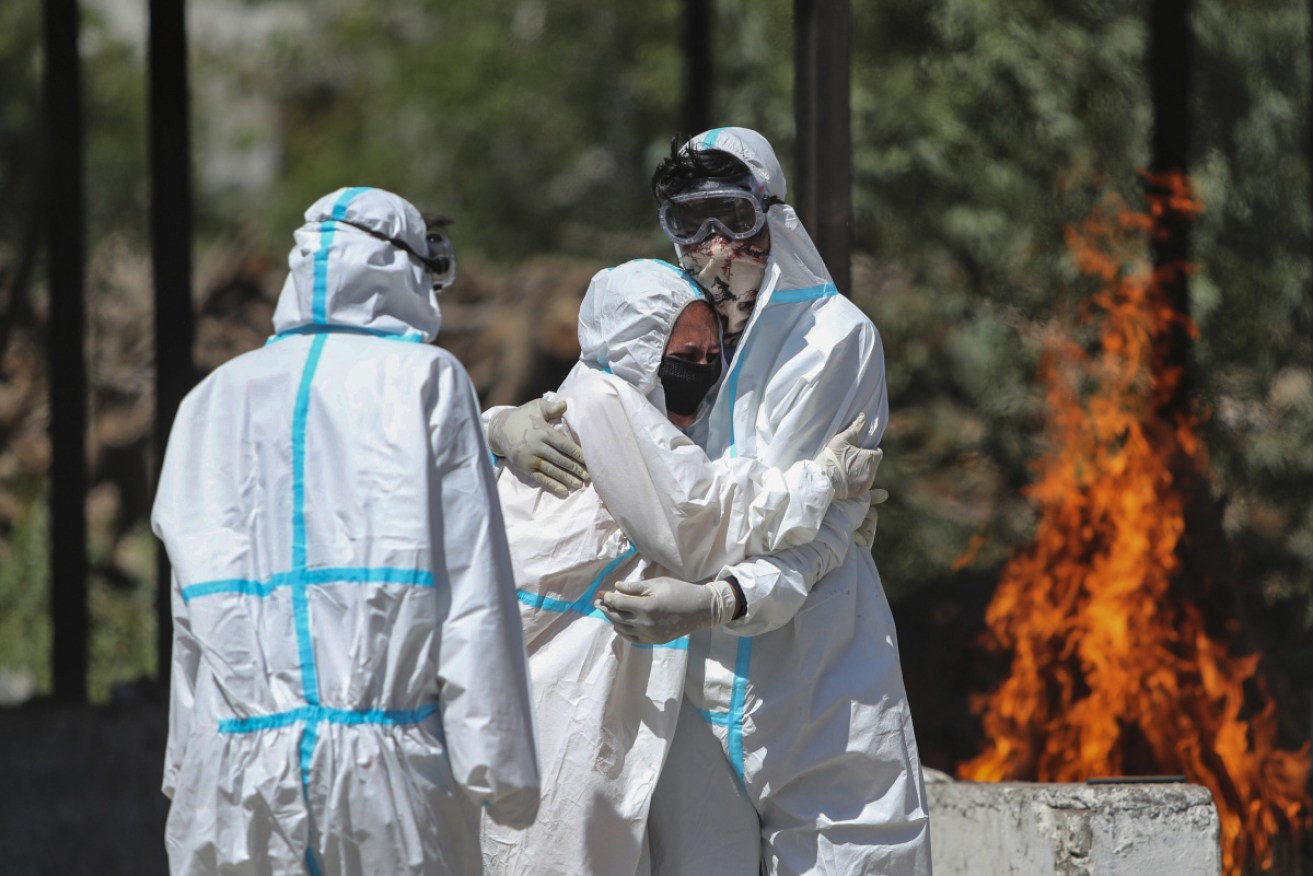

{"left": 490, "top": 128, "right": 931, "bottom": 875}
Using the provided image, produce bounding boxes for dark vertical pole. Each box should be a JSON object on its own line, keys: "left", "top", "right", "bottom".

{"left": 44, "top": 0, "right": 88, "bottom": 701}
{"left": 682, "top": 0, "right": 713, "bottom": 137}
{"left": 1149, "top": 0, "right": 1192, "bottom": 417}
{"left": 149, "top": 0, "right": 195, "bottom": 682}
{"left": 794, "top": 0, "right": 852, "bottom": 296}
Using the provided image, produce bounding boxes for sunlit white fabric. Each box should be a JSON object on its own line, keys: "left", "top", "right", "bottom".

{"left": 653, "top": 129, "right": 933, "bottom": 875}
{"left": 153, "top": 187, "right": 539, "bottom": 876}
{"left": 482, "top": 259, "right": 837, "bottom": 876}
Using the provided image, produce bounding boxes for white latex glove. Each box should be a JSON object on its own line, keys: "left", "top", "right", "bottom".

{"left": 853, "top": 488, "right": 889, "bottom": 548}
{"left": 487, "top": 398, "right": 589, "bottom": 498}
{"left": 816, "top": 413, "right": 883, "bottom": 500}
{"left": 595, "top": 576, "right": 739, "bottom": 645}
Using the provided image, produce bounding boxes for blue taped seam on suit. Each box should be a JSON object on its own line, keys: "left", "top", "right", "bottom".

{"left": 299, "top": 721, "right": 319, "bottom": 796}
{"left": 515, "top": 547, "right": 633, "bottom": 615}
{"left": 513, "top": 548, "right": 688, "bottom": 650}
{"left": 649, "top": 258, "right": 708, "bottom": 302}
{"left": 727, "top": 637, "right": 752, "bottom": 782}
{"left": 311, "top": 187, "right": 372, "bottom": 325}
{"left": 301, "top": 721, "right": 324, "bottom": 876}
{"left": 219, "top": 704, "right": 439, "bottom": 734}
{"left": 693, "top": 706, "right": 730, "bottom": 726}
{"left": 181, "top": 567, "right": 436, "bottom": 603}
{"left": 515, "top": 588, "right": 688, "bottom": 651}
{"left": 271, "top": 324, "right": 426, "bottom": 344}
{"left": 768, "top": 283, "right": 837, "bottom": 305}
{"left": 291, "top": 335, "right": 328, "bottom": 573}
{"left": 632, "top": 638, "right": 689, "bottom": 651}
{"left": 311, "top": 223, "right": 337, "bottom": 325}
{"left": 291, "top": 334, "right": 328, "bottom": 708}
{"left": 701, "top": 128, "right": 726, "bottom": 148}
{"left": 332, "top": 187, "right": 372, "bottom": 217}
{"left": 577, "top": 547, "right": 637, "bottom": 609}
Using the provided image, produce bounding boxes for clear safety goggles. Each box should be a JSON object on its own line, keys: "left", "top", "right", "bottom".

{"left": 336, "top": 217, "right": 457, "bottom": 292}
{"left": 658, "top": 186, "right": 769, "bottom": 246}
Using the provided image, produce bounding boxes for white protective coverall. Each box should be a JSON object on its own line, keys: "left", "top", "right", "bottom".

{"left": 481, "top": 258, "right": 840, "bottom": 876}
{"left": 648, "top": 129, "right": 933, "bottom": 875}
{"left": 152, "top": 187, "right": 539, "bottom": 876}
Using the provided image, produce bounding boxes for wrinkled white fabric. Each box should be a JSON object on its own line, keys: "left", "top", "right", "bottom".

{"left": 481, "top": 259, "right": 836, "bottom": 876}
{"left": 654, "top": 129, "right": 933, "bottom": 875}
{"left": 153, "top": 187, "right": 539, "bottom": 876}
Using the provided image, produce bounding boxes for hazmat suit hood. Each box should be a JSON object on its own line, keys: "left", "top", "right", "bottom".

{"left": 272, "top": 186, "right": 443, "bottom": 342}
{"left": 576, "top": 259, "right": 711, "bottom": 409}
{"left": 678, "top": 127, "right": 835, "bottom": 305}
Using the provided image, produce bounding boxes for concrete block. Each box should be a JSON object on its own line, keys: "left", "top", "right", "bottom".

{"left": 926, "top": 779, "right": 1221, "bottom": 876}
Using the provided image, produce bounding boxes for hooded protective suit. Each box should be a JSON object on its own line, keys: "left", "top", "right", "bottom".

{"left": 152, "top": 187, "right": 539, "bottom": 876}
{"left": 481, "top": 259, "right": 840, "bottom": 876}
{"left": 648, "top": 129, "right": 933, "bottom": 875}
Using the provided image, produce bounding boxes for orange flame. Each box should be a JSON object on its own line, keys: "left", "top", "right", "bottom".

{"left": 957, "top": 172, "right": 1310, "bottom": 874}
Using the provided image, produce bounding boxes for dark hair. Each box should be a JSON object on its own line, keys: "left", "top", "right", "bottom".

{"left": 650, "top": 134, "right": 754, "bottom": 203}
{"left": 421, "top": 212, "right": 453, "bottom": 232}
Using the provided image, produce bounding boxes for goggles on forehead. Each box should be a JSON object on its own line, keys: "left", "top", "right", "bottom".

{"left": 335, "top": 217, "right": 457, "bottom": 292}
{"left": 658, "top": 186, "right": 769, "bottom": 247}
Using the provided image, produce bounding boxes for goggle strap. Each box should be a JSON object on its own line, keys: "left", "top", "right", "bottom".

{"left": 334, "top": 217, "right": 453, "bottom": 277}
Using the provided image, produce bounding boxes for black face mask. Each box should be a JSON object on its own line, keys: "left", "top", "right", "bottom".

{"left": 658, "top": 355, "right": 723, "bottom": 417}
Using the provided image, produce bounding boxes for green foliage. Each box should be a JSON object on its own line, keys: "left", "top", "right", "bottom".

{"left": 0, "top": 0, "right": 43, "bottom": 259}
{"left": 1, "top": 0, "right": 1310, "bottom": 715}
{"left": 0, "top": 495, "right": 51, "bottom": 695}
{"left": 87, "top": 523, "right": 157, "bottom": 702}
{"left": 197, "top": 0, "right": 691, "bottom": 262}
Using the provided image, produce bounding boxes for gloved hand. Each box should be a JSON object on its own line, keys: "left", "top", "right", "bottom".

{"left": 816, "top": 413, "right": 883, "bottom": 500}
{"left": 595, "top": 576, "right": 739, "bottom": 645}
{"left": 487, "top": 398, "right": 589, "bottom": 498}
{"left": 853, "top": 488, "right": 889, "bottom": 548}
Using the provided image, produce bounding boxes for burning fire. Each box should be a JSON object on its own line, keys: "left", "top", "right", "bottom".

{"left": 957, "top": 172, "right": 1310, "bottom": 873}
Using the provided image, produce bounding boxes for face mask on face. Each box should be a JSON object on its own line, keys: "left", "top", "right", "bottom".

{"left": 678, "top": 237, "right": 768, "bottom": 338}
{"left": 658, "top": 355, "right": 723, "bottom": 417}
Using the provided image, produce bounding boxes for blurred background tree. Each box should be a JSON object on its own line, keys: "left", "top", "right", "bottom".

{"left": 0, "top": 0, "right": 1309, "bottom": 786}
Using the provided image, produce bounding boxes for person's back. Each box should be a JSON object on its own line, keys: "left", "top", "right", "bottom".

{"left": 153, "top": 187, "right": 538, "bottom": 876}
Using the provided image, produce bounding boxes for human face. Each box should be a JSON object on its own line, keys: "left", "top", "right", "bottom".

{"left": 662, "top": 301, "right": 721, "bottom": 428}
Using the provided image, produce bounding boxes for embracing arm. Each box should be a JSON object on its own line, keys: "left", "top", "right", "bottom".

{"left": 565, "top": 372, "right": 836, "bottom": 583}
{"left": 483, "top": 398, "right": 588, "bottom": 497}
{"left": 719, "top": 311, "right": 889, "bottom": 635}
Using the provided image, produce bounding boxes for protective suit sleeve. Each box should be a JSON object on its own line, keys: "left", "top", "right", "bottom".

{"left": 563, "top": 371, "right": 834, "bottom": 583}
{"left": 718, "top": 314, "right": 888, "bottom": 635}
{"left": 718, "top": 495, "right": 869, "bottom": 635}
{"left": 163, "top": 575, "right": 200, "bottom": 800}
{"left": 429, "top": 357, "right": 540, "bottom": 828}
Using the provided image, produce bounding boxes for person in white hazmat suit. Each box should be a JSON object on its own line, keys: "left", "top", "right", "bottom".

{"left": 151, "top": 186, "right": 539, "bottom": 876}
{"left": 607, "top": 128, "right": 933, "bottom": 875}
{"left": 480, "top": 258, "right": 883, "bottom": 876}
